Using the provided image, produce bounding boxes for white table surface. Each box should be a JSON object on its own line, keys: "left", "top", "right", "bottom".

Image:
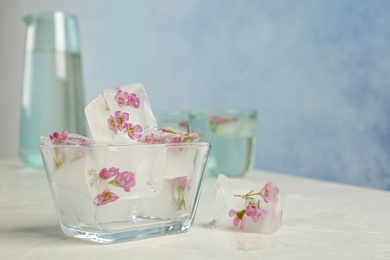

{"left": 1, "top": 159, "right": 390, "bottom": 260}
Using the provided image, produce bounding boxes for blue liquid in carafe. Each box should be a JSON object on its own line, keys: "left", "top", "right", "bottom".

{"left": 20, "top": 50, "right": 86, "bottom": 168}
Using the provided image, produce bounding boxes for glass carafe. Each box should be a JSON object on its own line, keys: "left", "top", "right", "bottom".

{"left": 20, "top": 12, "right": 87, "bottom": 168}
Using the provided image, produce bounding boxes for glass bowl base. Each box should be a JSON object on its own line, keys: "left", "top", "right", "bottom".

{"left": 60, "top": 219, "right": 191, "bottom": 243}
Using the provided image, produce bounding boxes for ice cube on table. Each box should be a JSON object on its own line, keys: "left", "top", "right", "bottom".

{"left": 209, "top": 174, "right": 283, "bottom": 234}
{"left": 85, "top": 83, "right": 157, "bottom": 142}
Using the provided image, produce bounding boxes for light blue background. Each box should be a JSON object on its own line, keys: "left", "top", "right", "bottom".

{"left": 1, "top": 0, "right": 390, "bottom": 189}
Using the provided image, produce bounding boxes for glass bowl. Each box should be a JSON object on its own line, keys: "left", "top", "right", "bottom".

{"left": 40, "top": 142, "right": 210, "bottom": 243}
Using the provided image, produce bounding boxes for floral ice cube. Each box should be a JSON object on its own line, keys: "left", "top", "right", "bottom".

{"left": 139, "top": 127, "right": 204, "bottom": 179}
{"left": 102, "top": 83, "right": 157, "bottom": 142}
{"left": 209, "top": 174, "right": 283, "bottom": 234}
{"left": 84, "top": 94, "right": 113, "bottom": 142}
{"left": 139, "top": 127, "right": 203, "bottom": 144}
{"left": 85, "top": 83, "right": 157, "bottom": 142}
{"left": 84, "top": 143, "right": 167, "bottom": 201}
{"left": 135, "top": 176, "right": 192, "bottom": 219}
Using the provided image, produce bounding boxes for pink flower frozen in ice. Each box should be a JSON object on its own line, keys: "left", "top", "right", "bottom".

{"left": 108, "top": 111, "right": 130, "bottom": 133}
{"left": 170, "top": 137, "right": 182, "bottom": 143}
{"left": 260, "top": 182, "right": 279, "bottom": 203}
{"left": 173, "top": 176, "right": 189, "bottom": 210}
{"left": 113, "top": 111, "right": 129, "bottom": 131}
{"left": 174, "top": 176, "right": 189, "bottom": 188}
{"left": 126, "top": 123, "right": 143, "bottom": 139}
{"left": 245, "top": 203, "right": 265, "bottom": 223}
{"left": 127, "top": 93, "right": 140, "bottom": 108}
{"left": 142, "top": 133, "right": 157, "bottom": 144}
{"left": 211, "top": 116, "right": 227, "bottom": 125}
{"left": 159, "top": 136, "right": 182, "bottom": 144}
{"left": 99, "top": 167, "right": 120, "bottom": 179}
{"left": 114, "top": 171, "right": 136, "bottom": 192}
{"left": 161, "top": 128, "right": 203, "bottom": 143}
{"left": 230, "top": 183, "right": 280, "bottom": 230}
{"left": 114, "top": 89, "right": 130, "bottom": 106}
{"left": 45, "top": 130, "right": 91, "bottom": 146}
{"left": 94, "top": 189, "right": 119, "bottom": 206}
{"left": 229, "top": 209, "right": 245, "bottom": 229}
{"left": 50, "top": 130, "right": 68, "bottom": 144}
{"left": 139, "top": 128, "right": 203, "bottom": 144}
{"left": 67, "top": 136, "right": 90, "bottom": 146}
{"left": 108, "top": 115, "right": 117, "bottom": 133}
{"left": 114, "top": 89, "right": 140, "bottom": 108}
{"left": 210, "top": 116, "right": 239, "bottom": 125}
{"left": 209, "top": 116, "right": 239, "bottom": 133}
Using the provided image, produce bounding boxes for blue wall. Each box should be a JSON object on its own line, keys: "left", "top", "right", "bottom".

{"left": 79, "top": 1, "right": 390, "bottom": 189}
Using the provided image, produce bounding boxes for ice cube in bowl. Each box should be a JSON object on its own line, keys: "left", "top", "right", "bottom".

{"left": 40, "top": 141, "right": 210, "bottom": 243}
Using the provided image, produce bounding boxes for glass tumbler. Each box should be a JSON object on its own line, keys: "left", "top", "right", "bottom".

{"left": 20, "top": 12, "right": 86, "bottom": 168}
{"left": 189, "top": 110, "right": 257, "bottom": 177}
{"left": 155, "top": 110, "right": 190, "bottom": 132}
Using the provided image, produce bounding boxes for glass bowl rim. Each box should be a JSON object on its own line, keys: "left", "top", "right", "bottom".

{"left": 39, "top": 141, "right": 210, "bottom": 149}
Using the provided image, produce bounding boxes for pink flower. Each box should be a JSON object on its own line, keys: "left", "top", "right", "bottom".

{"left": 113, "top": 111, "right": 129, "bottom": 131}
{"left": 114, "top": 89, "right": 130, "bottom": 106}
{"left": 114, "top": 89, "right": 140, "bottom": 108}
{"left": 141, "top": 133, "right": 156, "bottom": 144}
{"left": 108, "top": 115, "right": 117, "bottom": 133}
{"left": 115, "top": 171, "right": 136, "bottom": 192}
{"left": 161, "top": 127, "right": 175, "bottom": 133}
{"left": 99, "top": 167, "right": 120, "bottom": 179}
{"left": 94, "top": 189, "right": 119, "bottom": 206}
{"left": 142, "top": 128, "right": 203, "bottom": 144}
{"left": 127, "top": 93, "right": 140, "bottom": 108}
{"left": 245, "top": 203, "right": 258, "bottom": 217}
{"left": 126, "top": 123, "right": 143, "bottom": 139}
{"left": 245, "top": 203, "right": 265, "bottom": 223}
{"left": 174, "top": 177, "right": 189, "bottom": 188}
{"left": 211, "top": 116, "right": 227, "bottom": 125}
{"left": 170, "top": 137, "right": 182, "bottom": 143}
{"left": 67, "top": 136, "right": 90, "bottom": 146}
{"left": 50, "top": 130, "right": 68, "bottom": 144}
{"left": 229, "top": 209, "right": 245, "bottom": 229}
{"left": 260, "top": 182, "right": 279, "bottom": 203}
{"left": 159, "top": 135, "right": 182, "bottom": 144}
{"left": 211, "top": 116, "right": 239, "bottom": 125}
{"left": 108, "top": 111, "right": 130, "bottom": 133}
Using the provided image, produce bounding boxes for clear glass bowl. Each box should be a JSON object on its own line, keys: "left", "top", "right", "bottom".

{"left": 40, "top": 142, "right": 210, "bottom": 243}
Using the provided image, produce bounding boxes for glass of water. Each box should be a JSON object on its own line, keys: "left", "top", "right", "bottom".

{"left": 154, "top": 110, "right": 189, "bottom": 132}
{"left": 189, "top": 110, "right": 257, "bottom": 177}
